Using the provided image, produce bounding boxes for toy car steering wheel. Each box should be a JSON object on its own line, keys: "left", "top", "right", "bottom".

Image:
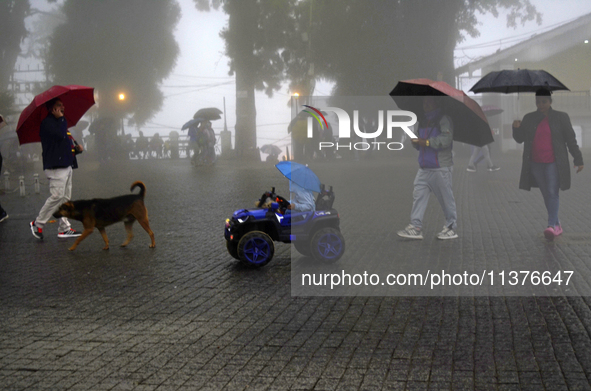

{"left": 275, "top": 195, "right": 290, "bottom": 209}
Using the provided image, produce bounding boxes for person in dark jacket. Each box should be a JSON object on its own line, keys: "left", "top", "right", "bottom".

{"left": 513, "top": 88, "right": 584, "bottom": 241}
{"left": 30, "top": 98, "right": 83, "bottom": 240}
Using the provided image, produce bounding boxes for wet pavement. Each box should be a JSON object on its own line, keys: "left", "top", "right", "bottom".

{"left": 2, "top": 151, "right": 591, "bottom": 390}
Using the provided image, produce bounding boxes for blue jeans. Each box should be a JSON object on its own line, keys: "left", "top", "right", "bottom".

{"left": 530, "top": 161, "right": 559, "bottom": 227}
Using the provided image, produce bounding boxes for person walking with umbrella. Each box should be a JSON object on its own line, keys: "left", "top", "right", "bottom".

{"left": 391, "top": 79, "right": 494, "bottom": 240}
{"left": 29, "top": 98, "right": 83, "bottom": 240}
{"left": 397, "top": 96, "right": 458, "bottom": 240}
{"left": 512, "top": 88, "right": 584, "bottom": 241}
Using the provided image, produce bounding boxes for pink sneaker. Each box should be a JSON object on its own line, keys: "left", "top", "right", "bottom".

{"left": 554, "top": 224, "right": 563, "bottom": 236}
{"left": 544, "top": 226, "right": 556, "bottom": 241}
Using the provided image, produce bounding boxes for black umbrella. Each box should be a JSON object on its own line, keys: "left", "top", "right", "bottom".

{"left": 390, "top": 79, "right": 493, "bottom": 147}
{"left": 193, "top": 107, "right": 223, "bottom": 121}
{"left": 260, "top": 144, "right": 282, "bottom": 156}
{"left": 469, "top": 69, "right": 569, "bottom": 94}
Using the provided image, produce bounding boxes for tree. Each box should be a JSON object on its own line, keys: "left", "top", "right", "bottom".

{"left": 194, "top": 0, "right": 540, "bottom": 152}
{"left": 194, "top": 0, "right": 295, "bottom": 154}
{"left": 0, "top": 1, "right": 31, "bottom": 91}
{"left": 285, "top": 0, "right": 541, "bottom": 95}
{"left": 45, "top": 0, "right": 181, "bottom": 125}
{"left": 21, "top": 6, "right": 66, "bottom": 79}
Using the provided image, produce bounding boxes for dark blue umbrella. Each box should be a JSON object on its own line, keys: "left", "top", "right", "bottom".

{"left": 181, "top": 118, "right": 201, "bottom": 130}
{"left": 276, "top": 161, "right": 321, "bottom": 193}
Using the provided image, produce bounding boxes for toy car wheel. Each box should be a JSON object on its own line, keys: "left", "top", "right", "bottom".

{"left": 311, "top": 228, "right": 345, "bottom": 263}
{"left": 293, "top": 241, "right": 311, "bottom": 257}
{"left": 238, "top": 231, "right": 275, "bottom": 267}
{"left": 226, "top": 240, "right": 239, "bottom": 260}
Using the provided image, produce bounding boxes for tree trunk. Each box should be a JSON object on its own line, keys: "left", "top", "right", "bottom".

{"left": 234, "top": 69, "right": 257, "bottom": 154}
{"left": 398, "top": 0, "right": 462, "bottom": 85}
{"left": 227, "top": 0, "right": 258, "bottom": 155}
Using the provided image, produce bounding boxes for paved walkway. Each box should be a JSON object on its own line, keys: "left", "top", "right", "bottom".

{"left": 1, "top": 151, "right": 591, "bottom": 390}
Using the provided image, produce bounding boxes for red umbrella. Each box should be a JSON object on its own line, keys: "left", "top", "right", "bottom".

{"left": 481, "top": 105, "right": 504, "bottom": 118}
{"left": 390, "top": 79, "right": 493, "bottom": 147}
{"left": 16, "top": 85, "right": 95, "bottom": 145}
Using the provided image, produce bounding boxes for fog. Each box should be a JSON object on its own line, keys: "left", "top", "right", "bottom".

{"left": 3, "top": 0, "right": 591, "bottom": 160}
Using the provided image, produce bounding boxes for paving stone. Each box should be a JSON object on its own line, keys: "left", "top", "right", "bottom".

{"left": 1, "top": 155, "right": 591, "bottom": 390}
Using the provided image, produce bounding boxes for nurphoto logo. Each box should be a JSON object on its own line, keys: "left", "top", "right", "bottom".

{"left": 304, "top": 105, "right": 418, "bottom": 151}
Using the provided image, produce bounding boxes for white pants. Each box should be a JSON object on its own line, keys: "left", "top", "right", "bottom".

{"left": 35, "top": 167, "right": 73, "bottom": 232}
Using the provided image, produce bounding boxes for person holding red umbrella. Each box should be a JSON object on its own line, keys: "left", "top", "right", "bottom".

{"left": 29, "top": 98, "right": 83, "bottom": 240}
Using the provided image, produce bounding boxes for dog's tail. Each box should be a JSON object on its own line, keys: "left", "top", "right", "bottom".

{"left": 131, "top": 181, "right": 146, "bottom": 198}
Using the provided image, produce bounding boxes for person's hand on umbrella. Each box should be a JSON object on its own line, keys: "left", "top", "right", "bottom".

{"left": 576, "top": 165, "right": 584, "bottom": 173}
{"left": 411, "top": 138, "right": 429, "bottom": 147}
{"left": 513, "top": 120, "right": 521, "bottom": 128}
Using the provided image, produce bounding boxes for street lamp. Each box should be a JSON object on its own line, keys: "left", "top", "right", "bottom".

{"left": 117, "top": 92, "right": 126, "bottom": 136}
{"left": 291, "top": 92, "right": 300, "bottom": 119}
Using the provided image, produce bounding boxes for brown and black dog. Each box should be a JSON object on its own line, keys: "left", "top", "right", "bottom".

{"left": 53, "top": 181, "right": 156, "bottom": 251}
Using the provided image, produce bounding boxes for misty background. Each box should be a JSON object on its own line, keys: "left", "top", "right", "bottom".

{"left": 2, "top": 0, "right": 591, "bottom": 158}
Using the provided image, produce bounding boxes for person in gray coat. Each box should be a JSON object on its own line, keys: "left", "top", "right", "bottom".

{"left": 512, "top": 88, "right": 583, "bottom": 241}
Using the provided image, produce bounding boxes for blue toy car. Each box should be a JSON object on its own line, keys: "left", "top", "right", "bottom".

{"left": 224, "top": 185, "right": 345, "bottom": 267}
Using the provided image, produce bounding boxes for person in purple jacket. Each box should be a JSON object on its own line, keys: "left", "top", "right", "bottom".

{"left": 30, "top": 98, "right": 83, "bottom": 240}
{"left": 397, "top": 96, "right": 458, "bottom": 240}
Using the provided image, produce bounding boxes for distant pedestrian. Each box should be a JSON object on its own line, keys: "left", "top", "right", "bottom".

{"left": 513, "top": 88, "right": 583, "bottom": 241}
{"left": 123, "top": 133, "right": 135, "bottom": 159}
{"left": 30, "top": 98, "right": 83, "bottom": 240}
{"left": 136, "top": 131, "right": 149, "bottom": 159}
{"left": 0, "top": 151, "right": 8, "bottom": 223}
{"left": 397, "top": 96, "right": 458, "bottom": 240}
{"left": 150, "top": 133, "right": 163, "bottom": 159}
{"left": 289, "top": 111, "right": 318, "bottom": 162}
{"left": 187, "top": 123, "right": 199, "bottom": 164}
{"left": 466, "top": 144, "right": 500, "bottom": 172}
{"left": 200, "top": 120, "right": 216, "bottom": 164}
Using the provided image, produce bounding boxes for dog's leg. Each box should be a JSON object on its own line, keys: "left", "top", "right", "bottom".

{"left": 121, "top": 221, "right": 134, "bottom": 247}
{"left": 68, "top": 228, "right": 94, "bottom": 251}
{"left": 98, "top": 227, "right": 109, "bottom": 250}
{"left": 131, "top": 204, "right": 155, "bottom": 248}
{"left": 137, "top": 217, "right": 155, "bottom": 248}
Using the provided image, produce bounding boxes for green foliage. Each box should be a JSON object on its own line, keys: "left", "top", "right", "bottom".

{"left": 45, "top": 0, "right": 181, "bottom": 125}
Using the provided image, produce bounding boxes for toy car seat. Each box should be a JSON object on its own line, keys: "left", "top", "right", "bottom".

{"left": 315, "top": 184, "right": 335, "bottom": 210}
